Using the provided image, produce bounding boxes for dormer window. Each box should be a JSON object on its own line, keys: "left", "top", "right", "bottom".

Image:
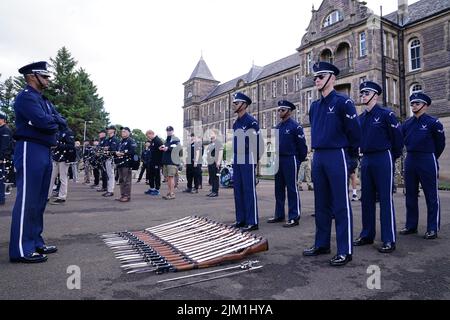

{"left": 323, "top": 10, "right": 342, "bottom": 28}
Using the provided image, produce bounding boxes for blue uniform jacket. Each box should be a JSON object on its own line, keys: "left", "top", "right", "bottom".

{"left": 276, "top": 117, "right": 308, "bottom": 162}
{"left": 141, "top": 149, "right": 151, "bottom": 166}
{"left": 0, "top": 124, "right": 13, "bottom": 160}
{"left": 53, "top": 127, "right": 76, "bottom": 162}
{"left": 359, "top": 105, "right": 404, "bottom": 159}
{"left": 309, "top": 90, "right": 361, "bottom": 157}
{"left": 401, "top": 113, "right": 446, "bottom": 159}
{"left": 116, "top": 137, "right": 137, "bottom": 168}
{"left": 13, "top": 85, "right": 67, "bottom": 147}
{"left": 233, "top": 113, "right": 264, "bottom": 163}
{"left": 104, "top": 136, "right": 119, "bottom": 152}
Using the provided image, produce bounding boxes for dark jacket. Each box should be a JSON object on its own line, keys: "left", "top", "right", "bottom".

{"left": 161, "top": 135, "right": 181, "bottom": 166}
{"left": 115, "top": 137, "right": 137, "bottom": 168}
{"left": 149, "top": 135, "right": 164, "bottom": 166}
{"left": 53, "top": 127, "right": 76, "bottom": 163}
{"left": 0, "top": 124, "right": 13, "bottom": 160}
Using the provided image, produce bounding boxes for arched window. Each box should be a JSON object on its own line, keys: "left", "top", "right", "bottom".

{"left": 409, "top": 83, "right": 423, "bottom": 116}
{"left": 323, "top": 11, "right": 342, "bottom": 28}
{"left": 320, "top": 49, "right": 333, "bottom": 64}
{"left": 409, "top": 38, "right": 421, "bottom": 71}
{"left": 410, "top": 83, "right": 423, "bottom": 95}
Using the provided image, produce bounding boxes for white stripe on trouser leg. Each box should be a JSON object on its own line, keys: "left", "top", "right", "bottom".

{"left": 251, "top": 153, "right": 257, "bottom": 224}
{"left": 294, "top": 156, "right": 300, "bottom": 219}
{"left": 19, "top": 141, "right": 28, "bottom": 257}
{"left": 388, "top": 150, "right": 396, "bottom": 242}
{"left": 432, "top": 154, "right": 440, "bottom": 231}
{"left": 341, "top": 149, "right": 352, "bottom": 254}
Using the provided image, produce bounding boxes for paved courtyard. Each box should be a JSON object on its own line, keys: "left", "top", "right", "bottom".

{"left": 0, "top": 177, "right": 449, "bottom": 300}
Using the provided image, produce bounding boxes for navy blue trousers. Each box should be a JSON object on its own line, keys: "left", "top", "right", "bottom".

{"left": 233, "top": 162, "right": 258, "bottom": 226}
{"left": 275, "top": 155, "right": 301, "bottom": 221}
{"left": 359, "top": 151, "right": 396, "bottom": 243}
{"left": 0, "top": 162, "right": 5, "bottom": 204}
{"left": 312, "top": 149, "right": 353, "bottom": 255}
{"left": 9, "top": 141, "right": 52, "bottom": 259}
{"left": 404, "top": 153, "right": 441, "bottom": 232}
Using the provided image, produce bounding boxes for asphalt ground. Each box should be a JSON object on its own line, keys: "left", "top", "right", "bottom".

{"left": 0, "top": 176, "right": 449, "bottom": 300}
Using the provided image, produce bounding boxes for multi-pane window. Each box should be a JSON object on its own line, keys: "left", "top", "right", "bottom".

{"left": 323, "top": 10, "right": 341, "bottom": 28}
{"left": 306, "top": 52, "right": 312, "bottom": 75}
{"left": 410, "top": 83, "right": 423, "bottom": 95}
{"left": 252, "top": 87, "right": 257, "bottom": 102}
{"left": 393, "top": 79, "right": 398, "bottom": 105}
{"left": 359, "top": 32, "right": 367, "bottom": 57}
{"left": 262, "top": 113, "right": 267, "bottom": 129}
{"left": 306, "top": 91, "right": 313, "bottom": 108}
{"left": 262, "top": 84, "right": 267, "bottom": 101}
{"left": 272, "top": 81, "right": 277, "bottom": 98}
{"left": 272, "top": 110, "right": 277, "bottom": 127}
{"left": 219, "top": 100, "right": 223, "bottom": 113}
{"left": 391, "top": 35, "right": 396, "bottom": 59}
{"left": 385, "top": 77, "right": 390, "bottom": 103}
{"left": 409, "top": 38, "right": 421, "bottom": 71}
{"left": 283, "top": 78, "right": 288, "bottom": 95}
{"left": 295, "top": 73, "right": 300, "bottom": 91}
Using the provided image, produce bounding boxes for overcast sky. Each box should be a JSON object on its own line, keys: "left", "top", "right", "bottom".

{"left": 0, "top": 0, "right": 417, "bottom": 140}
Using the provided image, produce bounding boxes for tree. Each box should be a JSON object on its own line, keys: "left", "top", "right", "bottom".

{"left": 131, "top": 128, "right": 147, "bottom": 155}
{"left": 45, "top": 47, "right": 109, "bottom": 141}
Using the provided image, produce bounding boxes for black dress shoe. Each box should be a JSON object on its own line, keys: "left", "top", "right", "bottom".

{"left": 424, "top": 231, "right": 438, "bottom": 239}
{"left": 102, "top": 192, "right": 114, "bottom": 197}
{"left": 303, "top": 246, "right": 331, "bottom": 256}
{"left": 36, "top": 245, "right": 58, "bottom": 254}
{"left": 399, "top": 227, "right": 418, "bottom": 235}
{"left": 353, "top": 237, "right": 374, "bottom": 246}
{"left": 283, "top": 219, "right": 299, "bottom": 228}
{"left": 208, "top": 192, "right": 218, "bottom": 197}
{"left": 330, "top": 254, "right": 352, "bottom": 266}
{"left": 241, "top": 224, "right": 259, "bottom": 232}
{"left": 378, "top": 242, "right": 396, "bottom": 253}
{"left": 231, "top": 222, "right": 245, "bottom": 228}
{"left": 10, "top": 252, "right": 48, "bottom": 263}
{"left": 267, "top": 217, "right": 284, "bottom": 223}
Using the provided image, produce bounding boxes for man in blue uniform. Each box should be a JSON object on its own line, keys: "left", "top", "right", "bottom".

{"left": 115, "top": 127, "right": 137, "bottom": 202}
{"left": 9, "top": 61, "right": 67, "bottom": 263}
{"left": 400, "top": 92, "right": 446, "bottom": 239}
{"left": 232, "top": 92, "right": 264, "bottom": 232}
{"left": 303, "top": 62, "right": 361, "bottom": 266}
{"left": 353, "top": 81, "right": 403, "bottom": 253}
{"left": 267, "top": 100, "right": 307, "bottom": 227}
{"left": 0, "top": 112, "right": 13, "bottom": 205}
{"left": 102, "top": 125, "right": 119, "bottom": 197}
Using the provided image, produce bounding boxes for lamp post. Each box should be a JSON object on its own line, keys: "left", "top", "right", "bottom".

{"left": 82, "top": 120, "right": 94, "bottom": 155}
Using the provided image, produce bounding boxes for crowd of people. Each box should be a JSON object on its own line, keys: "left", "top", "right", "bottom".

{"left": 3, "top": 59, "right": 446, "bottom": 267}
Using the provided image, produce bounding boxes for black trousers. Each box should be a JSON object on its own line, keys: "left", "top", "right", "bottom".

{"left": 208, "top": 164, "right": 219, "bottom": 194}
{"left": 101, "top": 167, "right": 108, "bottom": 189}
{"left": 148, "top": 164, "right": 161, "bottom": 190}
{"left": 186, "top": 164, "right": 198, "bottom": 189}
{"left": 138, "top": 164, "right": 149, "bottom": 181}
{"left": 194, "top": 165, "right": 202, "bottom": 189}
{"left": 93, "top": 167, "right": 100, "bottom": 185}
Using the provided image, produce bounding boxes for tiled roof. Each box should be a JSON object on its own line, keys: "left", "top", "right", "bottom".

{"left": 384, "top": 0, "right": 450, "bottom": 26}
{"left": 202, "top": 53, "right": 299, "bottom": 101}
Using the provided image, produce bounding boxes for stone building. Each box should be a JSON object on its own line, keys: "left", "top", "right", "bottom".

{"left": 182, "top": 0, "right": 450, "bottom": 180}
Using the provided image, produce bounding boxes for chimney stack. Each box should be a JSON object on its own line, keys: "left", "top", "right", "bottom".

{"left": 398, "top": 0, "right": 409, "bottom": 25}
